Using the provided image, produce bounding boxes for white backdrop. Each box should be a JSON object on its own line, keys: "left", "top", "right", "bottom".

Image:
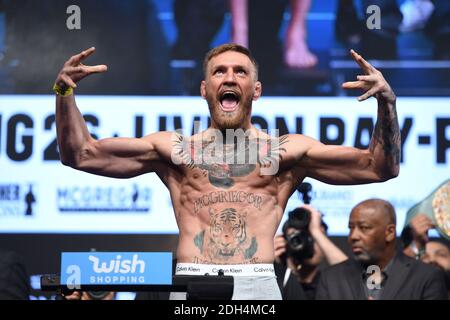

{"left": 0, "top": 95, "right": 448, "bottom": 236}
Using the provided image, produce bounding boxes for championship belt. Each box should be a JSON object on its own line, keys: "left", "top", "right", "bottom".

{"left": 404, "top": 179, "right": 450, "bottom": 240}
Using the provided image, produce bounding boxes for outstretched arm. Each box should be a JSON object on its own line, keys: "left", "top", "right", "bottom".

{"left": 343, "top": 49, "right": 400, "bottom": 177}
{"left": 285, "top": 50, "right": 400, "bottom": 184}
{"left": 55, "top": 47, "right": 171, "bottom": 178}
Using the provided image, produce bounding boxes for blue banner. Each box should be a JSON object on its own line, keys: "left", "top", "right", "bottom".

{"left": 61, "top": 252, "right": 172, "bottom": 288}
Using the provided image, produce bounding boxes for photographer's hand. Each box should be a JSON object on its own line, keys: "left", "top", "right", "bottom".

{"left": 304, "top": 204, "right": 322, "bottom": 235}
{"left": 300, "top": 204, "right": 348, "bottom": 266}
{"left": 274, "top": 234, "right": 287, "bottom": 264}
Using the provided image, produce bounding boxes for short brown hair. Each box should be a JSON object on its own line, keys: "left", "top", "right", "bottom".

{"left": 202, "top": 43, "right": 259, "bottom": 80}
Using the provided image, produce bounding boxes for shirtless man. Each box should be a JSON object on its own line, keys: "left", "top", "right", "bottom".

{"left": 54, "top": 43, "right": 400, "bottom": 299}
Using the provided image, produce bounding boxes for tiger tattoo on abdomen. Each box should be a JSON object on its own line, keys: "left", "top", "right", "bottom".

{"left": 194, "top": 207, "right": 258, "bottom": 263}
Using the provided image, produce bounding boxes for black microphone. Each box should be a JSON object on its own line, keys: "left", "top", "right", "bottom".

{"left": 297, "top": 182, "right": 312, "bottom": 204}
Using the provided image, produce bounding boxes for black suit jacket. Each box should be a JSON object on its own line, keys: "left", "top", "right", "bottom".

{"left": 316, "top": 253, "right": 447, "bottom": 300}
{"left": 274, "top": 262, "right": 307, "bottom": 300}
{"left": 0, "top": 250, "right": 30, "bottom": 300}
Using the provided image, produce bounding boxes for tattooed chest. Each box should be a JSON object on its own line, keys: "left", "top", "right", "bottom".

{"left": 174, "top": 134, "right": 288, "bottom": 189}
{"left": 182, "top": 167, "right": 275, "bottom": 193}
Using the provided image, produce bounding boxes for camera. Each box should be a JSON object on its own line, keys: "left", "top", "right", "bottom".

{"left": 284, "top": 207, "right": 315, "bottom": 261}
{"left": 283, "top": 183, "right": 315, "bottom": 261}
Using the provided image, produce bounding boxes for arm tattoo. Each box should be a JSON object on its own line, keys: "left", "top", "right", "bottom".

{"left": 370, "top": 101, "right": 401, "bottom": 166}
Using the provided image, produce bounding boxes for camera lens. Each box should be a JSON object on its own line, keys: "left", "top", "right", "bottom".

{"left": 290, "top": 236, "right": 302, "bottom": 248}
{"left": 286, "top": 230, "right": 306, "bottom": 251}
{"left": 284, "top": 205, "right": 316, "bottom": 261}
{"left": 284, "top": 226, "right": 315, "bottom": 261}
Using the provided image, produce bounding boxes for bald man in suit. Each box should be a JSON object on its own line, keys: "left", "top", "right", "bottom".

{"left": 316, "top": 199, "right": 447, "bottom": 300}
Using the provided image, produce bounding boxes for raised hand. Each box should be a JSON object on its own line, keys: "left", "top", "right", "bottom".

{"left": 342, "top": 49, "right": 396, "bottom": 104}
{"left": 302, "top": 204, "right": 323, "bottom": 235}
{"left": 410, "top": 214, "right": 435, "bottom": 245}
{"left": 55, "top": 47, "right": 108, "bottom": 89}
{"left": 274, "top": 234, "right": 287, "bottom": 264}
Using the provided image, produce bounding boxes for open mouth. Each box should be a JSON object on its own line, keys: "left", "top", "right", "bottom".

{"left": 219, "top": 91, "right": 240, "bottom": 112}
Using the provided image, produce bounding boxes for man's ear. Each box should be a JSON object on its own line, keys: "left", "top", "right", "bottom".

{"left": 253, "top": 81, "right": 262, "bottom": 101}
{"left": 200, "top": 80, "right": 206, "bottom": 99}
{"left": 385, "top": 224, "right": 396, "bottom": 242}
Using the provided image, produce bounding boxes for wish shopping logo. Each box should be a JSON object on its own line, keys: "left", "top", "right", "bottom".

{"left": 61, "top": 252, "right": 172, "bottom": 289}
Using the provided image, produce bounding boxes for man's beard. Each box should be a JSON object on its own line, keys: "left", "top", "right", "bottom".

{"left": 353, "top": 251, "right": 375, "bottom": 265}
{"left": 207, "top": 95, "right": 252, "bottom": 130}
